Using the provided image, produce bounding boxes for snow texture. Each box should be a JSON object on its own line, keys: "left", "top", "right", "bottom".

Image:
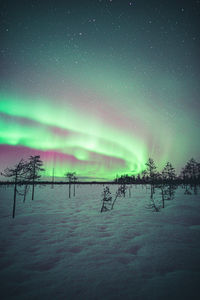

{"left": 0, "top": 184, "right": 200, "bottom": 299}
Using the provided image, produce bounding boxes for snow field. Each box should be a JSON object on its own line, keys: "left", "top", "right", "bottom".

{"left": 0, "top": 184, "right": 200, "bottom": 299}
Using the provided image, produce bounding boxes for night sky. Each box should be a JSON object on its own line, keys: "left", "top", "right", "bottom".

{"left": 0, "top": 0, "right": 200, "bottom": 180}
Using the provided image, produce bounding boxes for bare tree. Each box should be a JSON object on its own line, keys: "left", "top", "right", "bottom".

{"left": 27, "top": 155, "right": 45, "bottom": 200}
{"left": 146, "top": 196, "right": 161, "bottom": 212}
{"left": 1, "top": 159, "right": 28, "bottom": 218}
{"left": 65, "top": 172, "right": 76, "bottom": 198}
{"left": 23, "top": 184, "right": 30, "bottom": 203}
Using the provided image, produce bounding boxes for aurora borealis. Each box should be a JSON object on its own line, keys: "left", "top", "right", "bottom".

{"left": 0, "top": 0, "right": 200, "bottom": 180}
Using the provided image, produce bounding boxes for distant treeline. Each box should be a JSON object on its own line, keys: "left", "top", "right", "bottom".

{"left": 1, "top": 157, "right": 200, "bottom": 185}
{"left": 115, "top": 158, "right": 200, "bottom": 184}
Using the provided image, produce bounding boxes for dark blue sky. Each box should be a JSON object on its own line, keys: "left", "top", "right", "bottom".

{"left": 0, "top": 0, "right": 200, "bottom": 178}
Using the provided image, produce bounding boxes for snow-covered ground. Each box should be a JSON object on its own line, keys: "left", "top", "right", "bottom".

{"left": 0, "top": 184, "right": 200, "bottom": 300}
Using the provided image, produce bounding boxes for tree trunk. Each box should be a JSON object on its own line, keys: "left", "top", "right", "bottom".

{"left": 51, "top": 168, "right": 54, "bottom": 189}
{"left": 73, "top": 182, "right": 75, "bottom": 197}
{"left": 111, "top": 193, "right": 118, "bottom": 210}
{"left": 150, "top": 184, "right": 154, "bottom": 199}
{"left": 100, "top": 202, "right": 105, "bottom": 212}
{"left": 23, "top": 185, "right": 28, "bottom": 203}
{"left": 32, "top": 163, "right": 35, "bottom": 200}
{"left": 12, "top": 174, "right": 17, "bottom": 218}
{"left": 69, "top": 183, "right": 71, "bottom": 198}
{"left": 32, "top": 180, "right": 35, "bottom": 200}
{"left": 161, "top": 188, "right": 165, "bottom": 208}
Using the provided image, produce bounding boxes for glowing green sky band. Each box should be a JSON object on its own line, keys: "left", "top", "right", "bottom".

{"left": 0, "top": 93, "right": 148, "bottom": 178}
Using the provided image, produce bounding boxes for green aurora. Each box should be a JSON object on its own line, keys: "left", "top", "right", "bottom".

{"left": 0, "top": 92, "right": 148, "bottom": 179}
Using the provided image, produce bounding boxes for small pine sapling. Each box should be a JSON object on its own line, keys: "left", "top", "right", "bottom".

{"left": 100, "top": 186, "right": 112, "bottom": 212}
{"left": 111, "top": 184, "right": 127, "bottom": 210}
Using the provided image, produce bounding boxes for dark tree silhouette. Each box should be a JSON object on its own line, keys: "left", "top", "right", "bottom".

{"left": 23, "top": 184, "right": 30, "bottom": 203}
{"left": 111, "top": 184, "right": 127, "bottom": 210}
{"left": 100, "top": 186, "right": 112, "bottom": 212}
{"left": 159, "top": 162, "right": 176, "bottom": 208}
{"left": 162, "top": 162, "right": 176, "bottom": 182}
{"left": 147, "top": 196, "right": 161, "bottom": 212}
{"left": 128, "top": 185, "right": 132, "bottom": 197}
{"left": 114, "top": 174, "right": 135, "bottom": 184}
{"left": 145, "top": 158, "right": 158, "bottom": 198}
{"left": 158, "top": 183, "right": 177, "bottom": 208}
{"left": 27, "top": 155, "right": 45, "bottom": 200}
{"left": 73, "top": 173, "right": 78, "bottom": 197}
{"left": 145, "top": 158, "right": 157, "bottom": 182}
{"left": 1, "top": 159, "right": 28, "bottom": 218}
{"left": 181, "top": 158, "right": 199, "bottom": 182}
{"left": 141, "top": 170, "right": 148, "bottom": 182}
{"left": 65, "top": 172, "right": 76, "bottom": 198}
